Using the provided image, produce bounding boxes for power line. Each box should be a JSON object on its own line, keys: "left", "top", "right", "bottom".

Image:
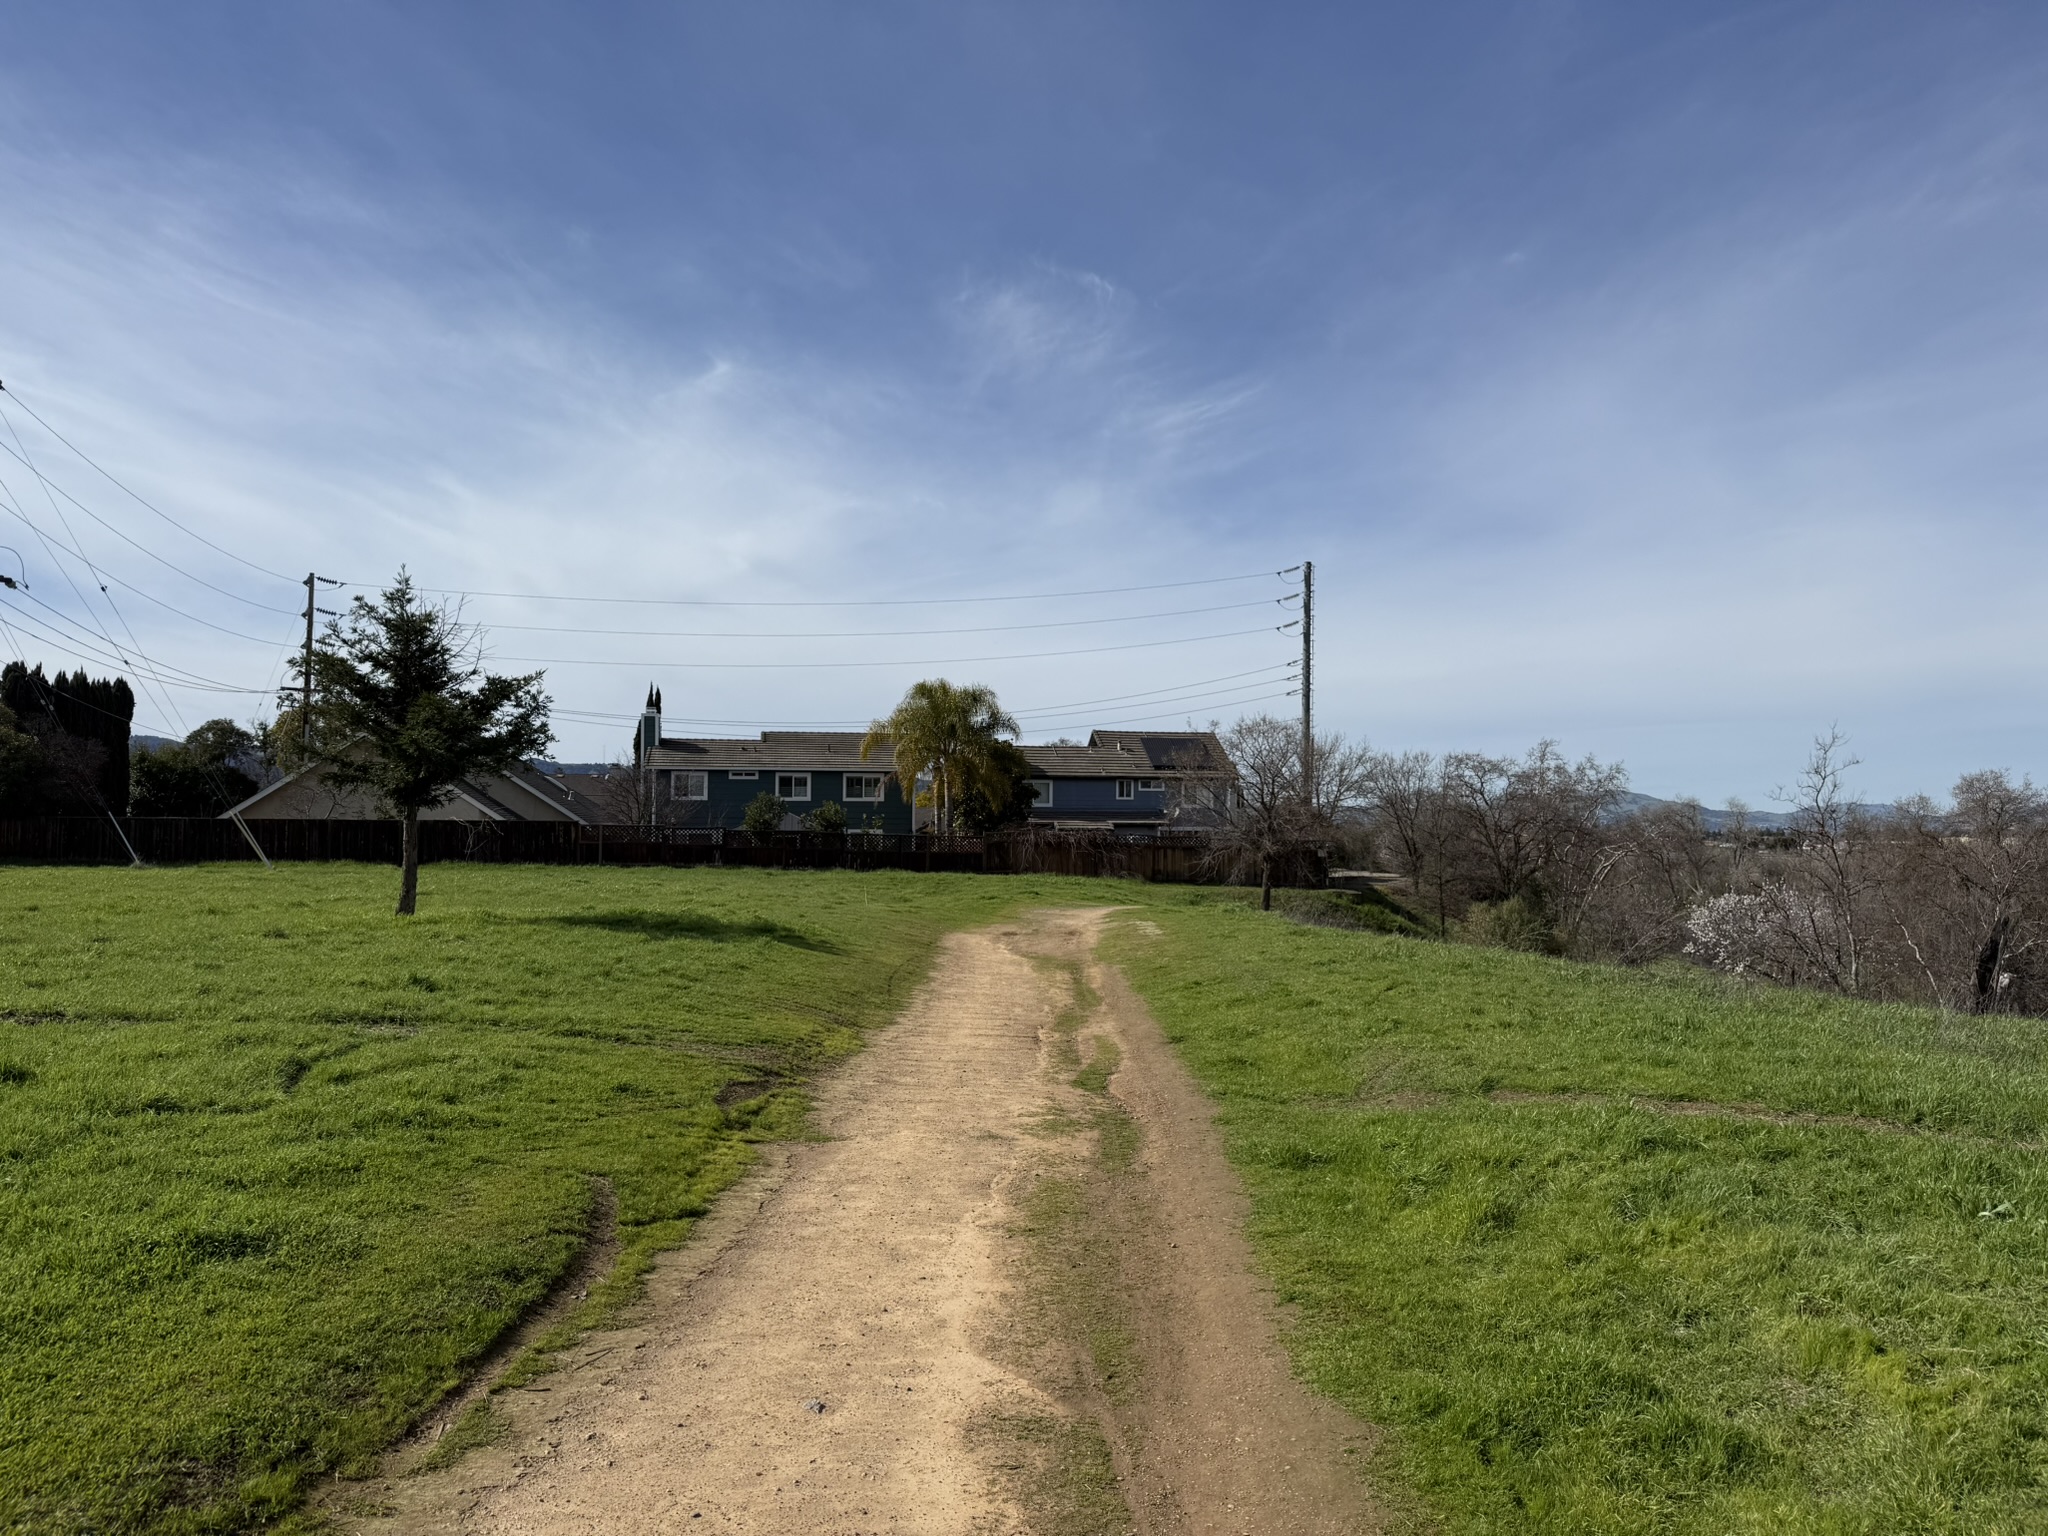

{"left": 0, "top": 405, "right": 257, "bottom": 844}
{"left": 554, "top": 682, "right": 1297, "bottom": 740}
{"left": 351, "top": 568, "right": 1295, "bottom": 610}
{"left": 1029, "top": 690, "right": 1297, "bottom": 733}
{"left": 0, "top": 435, "right": 297, "bottom": 614}
{"left": 0, "top": 382, "right": 299, "bottom": 584}
{"left": 546, "top": 664, "right": 1300, "bottom": 730}
{"left": 494, "top": 623, "right": 1293, "bottom": 671}
{"left": 0, "top": 476, "right": 287, "bottom": 642}
{"left": 0, "top": 402, "right": 159, "bottom": 704}
{"left": 0, "top": 598, "right": 266, "bottom": 693}
{"left": 484, "top": 597, "right": 1287, "bottom": 642}
{"left": 1010, "top": 664, "right": 1299, "bottom": 717}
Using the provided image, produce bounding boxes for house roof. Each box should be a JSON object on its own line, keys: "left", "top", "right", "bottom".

{"left": 642, "top": 727, "right": 1231, "bottom": 779}
{"left": 495, "top": 764, "right": 598, "bottom": 823}
{"left": 1018, "top": 730, "right": 1231, "bottom": 778}
{"left": 644, "top": 731, "right": 881, "bottom": 771}
{"left": 222, "top": 758, "right": 592, "bottom": 823}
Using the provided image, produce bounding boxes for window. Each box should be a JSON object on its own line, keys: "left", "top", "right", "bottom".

{"left": 1027, "top": 779, "right": 1052, "bottom": 807}
{"left": 1115, "top": 778, "right": 1135, "bottom": 801}
{"left": 672, "top": 771, "right": 707, "bottom": 801}
{"left": 727, "top": 770, "right": 758, "bottom": 780}
{"left": 776, "top": 772, "right": 811, "bottom": 801}
{"left": 1137, "top": 778, "right": 1165, "bottom": 792}
{"left": 844, "top": 773, "right": 885, "bottom": 802}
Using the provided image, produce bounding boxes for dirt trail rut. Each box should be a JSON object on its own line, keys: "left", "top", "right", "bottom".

{"left": 336, "top": 910, "right": 1377, "bottom": 1534}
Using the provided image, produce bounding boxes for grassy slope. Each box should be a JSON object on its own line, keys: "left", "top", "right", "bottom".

{"left": 1107, "top": 894, "right": 2048, "bottom": 1535}
{"left": 0, "top": 864, "right": 1071, "bottom": 1535}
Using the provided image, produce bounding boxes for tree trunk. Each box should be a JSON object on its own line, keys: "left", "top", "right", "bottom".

{"left": 1261, "top": 855, "right": 1273, "bottom": 911}
{"left": 397, "top": 809, "right": 421, "bottom": 916}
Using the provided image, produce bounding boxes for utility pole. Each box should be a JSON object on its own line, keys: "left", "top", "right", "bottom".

{"left": 301, "top": 574, "right": 341, "bottom": 748}
{"left": 1300, "top": 559, "right": 1314, "bottom": 805}
{"left": 302, "top": 573, "right": 317, "bottom": 749}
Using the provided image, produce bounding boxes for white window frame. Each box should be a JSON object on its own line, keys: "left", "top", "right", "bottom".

{"left": 727, "top": 769, "right": 758, "bottom": 781}
{"left": 1137, "top": 778, "right": 1165, "bottom": 792}
{"left": 844, "top": 773, "right": 885, "bottom": 803}
{"left": 1115, "top": 778, "right": 1135, "bottom": 801}
{"left": 1027, "top": 779, "right": 1053, "bottom": 807}
{"left": 776, "top": 772, "right": 811, "bottom": 801}
{"left": 672, "top": 771, "right": 708, "bottom": 801}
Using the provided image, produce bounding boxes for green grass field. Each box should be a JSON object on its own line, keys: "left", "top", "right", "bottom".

{"left": 15, "top": 867, "right": 2048, "bottom": 1535}
{"left": 0, "top": 864, "right": 1077, "bottom": 1535}
{"left": 1107, "top": 896, "right": 2048, "bottom": 1534}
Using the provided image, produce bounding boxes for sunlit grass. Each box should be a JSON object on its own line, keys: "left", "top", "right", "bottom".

{"left": 1109, "top": 896, "right": 2048, "bottom": 1534}
{"left": 0, "top": 863, "right": 1070, "bottom": 1534}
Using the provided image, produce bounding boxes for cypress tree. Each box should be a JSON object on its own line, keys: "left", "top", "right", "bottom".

{"left": 52, "top": 670, "right": 135, "bottom": 811}
{"left": 0, "top": 661, "right": 135, "bottom": 812}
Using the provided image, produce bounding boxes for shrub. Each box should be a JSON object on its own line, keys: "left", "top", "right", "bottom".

{"left": 742, "top": 791, "right": 788, "bottom": 840}
{"left": 804, "top": 799, "right": 847, "bottom": 833}
{"left": 1458, "top": 893, "right": 1555, "bottom": 952}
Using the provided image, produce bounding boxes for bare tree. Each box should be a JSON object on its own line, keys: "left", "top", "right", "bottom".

{"left": 1204, "top": 714, "right": 1364, "bottom": 909}
{"left": 1364, "top": 750, "right": 1435, "bottom": 879}
{"left": 1578, "top": 799, "right": 1722, "bottom": 962}
{"left": 1770, "top": 729, "right": 1874, "bottom": 994}
{"left": 1879, "top": 772, "right": 2048, "bottom": 1012}
{"left": 1363, "top": 749, "right": 1461, "bottom": 934}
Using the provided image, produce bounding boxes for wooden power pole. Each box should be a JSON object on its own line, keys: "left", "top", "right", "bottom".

{"left": 302, "top": 573, "right": 317, "bottom": 749}
{"left": 1300, "top": 559, "right": 1314, "bottom": 800}
{"left": 300, "top": 573, "right": 340, "bottom": 748}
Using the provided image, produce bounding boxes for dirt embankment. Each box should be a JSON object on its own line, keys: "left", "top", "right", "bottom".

{"left": 324, "top": 909, "right": 1378, "bottom": 1534}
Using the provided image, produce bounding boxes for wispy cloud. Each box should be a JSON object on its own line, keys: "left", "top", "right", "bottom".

{"left": 5, "top": 4, "right": 2048, "bottom": 796}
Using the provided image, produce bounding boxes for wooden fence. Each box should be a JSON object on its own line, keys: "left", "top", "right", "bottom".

{"left": 0, "top": 818, "right": 1235, "bottom": 882}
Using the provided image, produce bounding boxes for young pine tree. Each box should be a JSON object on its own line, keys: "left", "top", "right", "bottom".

{"left": 302, "top": 573, "right": 551, "bottom": 914}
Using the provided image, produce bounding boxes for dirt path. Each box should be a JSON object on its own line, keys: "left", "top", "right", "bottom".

{"left": 329, "top": 910, "right": 1377, "bottom": 1534}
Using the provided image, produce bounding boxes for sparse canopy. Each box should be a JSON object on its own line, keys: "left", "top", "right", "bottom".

{"left": 1208, "top": 713, "right": 1367, "bottom": 908}
{"left": 861, "top": 680, "right": 1019, "bottom": 834}
{"left": 300, "top": 573, "right": 551, "bottom": 914}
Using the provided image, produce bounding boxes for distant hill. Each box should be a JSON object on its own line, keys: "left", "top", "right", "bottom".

{"left": 1616, "top": 792, "right": 1894, "bottom": 833}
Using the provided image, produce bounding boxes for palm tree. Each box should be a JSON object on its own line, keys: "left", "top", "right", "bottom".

{"left": 861, "top": 680, "right": 1020, "bottom": 834}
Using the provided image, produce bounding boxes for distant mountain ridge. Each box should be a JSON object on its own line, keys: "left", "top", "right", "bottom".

{"left": 1616, "top": 792, "right": 1894, "bottom": 833}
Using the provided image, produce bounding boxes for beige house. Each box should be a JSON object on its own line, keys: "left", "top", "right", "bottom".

{"left": 225, "top": 760, "right": 607, "bottom": 823}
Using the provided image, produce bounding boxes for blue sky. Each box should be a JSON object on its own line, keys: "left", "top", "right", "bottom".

{"left": 1, "top": 2, "right": 2044, "bottom": 803}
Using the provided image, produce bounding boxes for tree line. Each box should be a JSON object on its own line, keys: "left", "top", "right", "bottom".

{"left": 1209, "top": 711, "right": 2048, "bottom": 1019}
{"left": 0, "top": 658, "right": 297, "bottom": 822}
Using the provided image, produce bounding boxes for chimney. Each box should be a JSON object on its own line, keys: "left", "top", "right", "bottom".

{"left": 636, "top": 685, "right": 662, "bottom": 765}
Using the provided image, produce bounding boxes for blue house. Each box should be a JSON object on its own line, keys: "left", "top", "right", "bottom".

{"left": 633, "top": 692, "right": 916, "bottom": 832}
{"left": 1017, "top": 730, "right": 1231, "bottom": 832}
{"left": 630, "top": 693, "right": 1230, "bottom": 835}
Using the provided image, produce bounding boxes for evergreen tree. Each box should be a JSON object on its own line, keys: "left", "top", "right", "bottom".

{"left": 129, "top": 720, "right": 262, "bottom": 816}
{"left": 0, "top": 663, "right": 133, "bottom": 814}
{"left": 305, "top": 573, "right": 551, "bottom": 915}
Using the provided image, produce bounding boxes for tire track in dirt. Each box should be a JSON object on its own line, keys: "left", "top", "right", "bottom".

{"left": 324, "top": 910, "right": 1378, "bottom": 1535}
